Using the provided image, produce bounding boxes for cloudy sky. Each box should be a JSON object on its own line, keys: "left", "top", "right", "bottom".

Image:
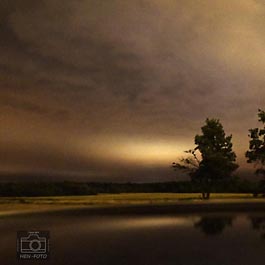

{"left": 1, "top": 0, "right": 265, "bottom": 182}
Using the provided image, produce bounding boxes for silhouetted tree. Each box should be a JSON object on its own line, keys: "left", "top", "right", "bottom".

{"left": 173, "top": 118, "right": 238, "bottom": 199}
{"left": 246, "top": 109, "right": 265, "bottom": 196}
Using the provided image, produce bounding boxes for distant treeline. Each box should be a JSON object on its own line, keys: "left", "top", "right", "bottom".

{"left": 0, "top": 179, "right": 264, "bottom": 197}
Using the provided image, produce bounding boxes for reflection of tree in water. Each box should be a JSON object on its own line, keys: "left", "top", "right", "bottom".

{"left": 194, "top": 217, "right": 233, "bottom": 236}
{"left": 250, "top": 217, "right": 265, "bottom": 239}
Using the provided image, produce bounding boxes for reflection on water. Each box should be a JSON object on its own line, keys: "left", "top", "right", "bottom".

{"left": 249, "top": 216, "right": 265, "bottom": 239}
{"left": 0, "top": 211, "right": 265, "bottom": 265}
{"left": 194, "top": 216, "right": 233, "bottom": 236}
{"left": 112, "top": 216, "right": 200, "bottom": 229}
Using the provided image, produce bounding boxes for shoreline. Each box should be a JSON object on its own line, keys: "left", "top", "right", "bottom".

{"left": 48, "top": 200, "right": 265, "bottom": 216}
{"left": 1, "top": 199, "right": 265, "bottom": 217}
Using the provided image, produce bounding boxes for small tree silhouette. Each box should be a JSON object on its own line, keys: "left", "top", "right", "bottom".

{"left": 173, "top": 118, "right": 238, "bottom": 199}
{"left": 246, "top": 109, "right": 265, "bottom": 196}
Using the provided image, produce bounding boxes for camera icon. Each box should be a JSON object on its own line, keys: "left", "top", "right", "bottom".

{"left": 20, "top": 232, "right": 47, "bottom": 253}
{"left": 17, "top": 231, "right": 50, "bottom": 259}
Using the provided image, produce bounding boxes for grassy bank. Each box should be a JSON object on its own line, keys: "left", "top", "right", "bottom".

{"left": 0, "top": 193, "right": 265, "bottom": 216}
{"left": 0, "top": 192, "right": 259, "bottom": 204}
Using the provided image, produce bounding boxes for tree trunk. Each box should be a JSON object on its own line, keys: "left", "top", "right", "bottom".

{"left": 202, "top": 192, "right": 210, "bottom": 200}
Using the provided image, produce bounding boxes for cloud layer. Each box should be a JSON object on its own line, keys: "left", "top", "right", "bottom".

{"left": 1, "top": 0, "right": 265, "bottom": 181}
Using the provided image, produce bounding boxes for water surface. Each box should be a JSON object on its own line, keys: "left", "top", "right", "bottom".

{"left": 0, "top": 209, "right": 264, "bottom": 265}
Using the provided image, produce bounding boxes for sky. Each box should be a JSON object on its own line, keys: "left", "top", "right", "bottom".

{"left": 1, "top": 0, "right": 265, "bottom": 182}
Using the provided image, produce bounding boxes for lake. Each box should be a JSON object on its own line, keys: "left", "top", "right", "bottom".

{"left": 0, "top": 207, "right": 264, "bottom": 265}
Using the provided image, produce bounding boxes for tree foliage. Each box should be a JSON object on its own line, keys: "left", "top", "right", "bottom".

{"left": 173, "top": 118, "right": 238, "bottom": 198}
{"left": 246, "top": 110, "right": 265, "bottom": 195}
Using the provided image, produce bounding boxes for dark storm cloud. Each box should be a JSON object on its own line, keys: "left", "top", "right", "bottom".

{"left": 0, "top": 0, "right": 265, "bottom": 181}
{"left": 0, "top": 141, "right": 94, "bottom": 171}
{"left": 0, "top": 0, "right": 257, "bottom": 106}
{"left": 2, "top": 96, "right": 46, "bottom": 115}
{"left": 0, "top": 94, "right": 70, "bottom": 121}
{"left": 0, "top": 0, "right": 153, "bottom": 104}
